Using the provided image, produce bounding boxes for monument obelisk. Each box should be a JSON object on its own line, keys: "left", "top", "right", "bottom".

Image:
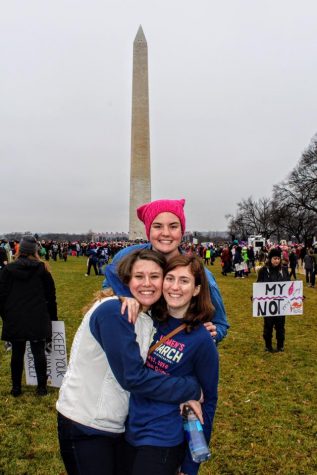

{"left": 129, "top": 26, "right": 151, "bottom": 240}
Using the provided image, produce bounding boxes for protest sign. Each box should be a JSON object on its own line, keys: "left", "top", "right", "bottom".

{"left": 24, "top": 320, "right": 67, "bottom": 387}
{"left": 235, "top": 262, "right": 248, "bottom": 272}
{"left": 252, "top": 281, "right": 303, "bottom": 317}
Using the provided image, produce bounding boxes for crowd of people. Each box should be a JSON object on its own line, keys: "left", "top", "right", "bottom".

{"left": 217, "top": 241, "right": 317, "bottom": 284}
{"left": 0, "top": 237, "right": 130, "bottom": 264}
{"left": 0, "top": 199, "right": 316, "bottom": 474}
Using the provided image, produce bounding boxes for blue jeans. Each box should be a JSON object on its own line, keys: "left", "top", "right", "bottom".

{"left": 57, "top": 413, "right": 127, "bottom": 475}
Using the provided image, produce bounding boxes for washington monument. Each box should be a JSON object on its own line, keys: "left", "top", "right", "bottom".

{"left": 129, "top": 26, "right": 151, "bottom": 240}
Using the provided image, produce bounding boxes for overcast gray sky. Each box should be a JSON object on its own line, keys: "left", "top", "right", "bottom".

{"left": 1, "top": 0, "right": 317, "bottom": 234}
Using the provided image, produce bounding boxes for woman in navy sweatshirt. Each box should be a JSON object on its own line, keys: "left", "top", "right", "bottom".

{"left": 56, "top": 249, "right": 201, "bottom": 475}
{"left": 125, "top": 254, "right": 219, "bottom": 475}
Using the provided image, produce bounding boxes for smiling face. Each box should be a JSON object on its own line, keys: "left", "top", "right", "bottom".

{"left": 128, "top": 259, "right": 163, "bottom": 311}
{"left": 163, "top": 265, "right": 201, "bottom": 318}
{"left": 149, "top": 212, "right": 182, "bottom": 259}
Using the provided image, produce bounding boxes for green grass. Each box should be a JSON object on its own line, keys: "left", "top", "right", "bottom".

{"left": 0, "top": 257, "right": 316, "bottom": 474}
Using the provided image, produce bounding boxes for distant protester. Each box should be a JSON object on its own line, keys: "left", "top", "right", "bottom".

{"left": 289, "top": 248, "right": 298, "bottom": 280}
{"left": 220, "top": 245, "right": 232, "bottom": 276}
{"left": 0, "top": 239, "right": 8, "bottom": 269}
{"left": 233, "top": 245, "right": 244, "bottom": 278}
{"left": 311, "top": 247, "right": 317, "bottom": 288}
{"left": 0, "top": 235, "right": 57, "bottom": 396}
{"left": 256, "top": 248, "right": 290, "bottom": 352}
{"left": 247, "top": 245, "right": 255, "bottom": 272}
{"left": 303, "top": 250, "right": 314, "bottom": 287}
{"left": 85, "top": 248, "right": 99, "bottom": 276}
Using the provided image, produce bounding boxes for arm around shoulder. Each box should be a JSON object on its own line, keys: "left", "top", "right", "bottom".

{"left": 90, "top": 300, "right": 201, "bottom": 403}
{"left": 205, "top": 268, "right": 229, "bottom": 343}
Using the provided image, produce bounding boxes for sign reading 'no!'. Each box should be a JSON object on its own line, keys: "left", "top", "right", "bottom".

{"left": 252, "top": 281, "right": 303, "bottom": 317}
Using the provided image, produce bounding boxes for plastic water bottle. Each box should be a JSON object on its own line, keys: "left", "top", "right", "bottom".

{"left": 182, "top": 404, "right": 211, "bottom": 463}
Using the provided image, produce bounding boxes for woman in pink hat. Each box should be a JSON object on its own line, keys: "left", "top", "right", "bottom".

{"left": 103, "top": 199, "right": 229, "bottom": 343}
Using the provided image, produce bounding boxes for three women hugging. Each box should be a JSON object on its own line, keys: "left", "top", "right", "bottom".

{"left": 57, "top": 199, "right": 224, "bottom": 475}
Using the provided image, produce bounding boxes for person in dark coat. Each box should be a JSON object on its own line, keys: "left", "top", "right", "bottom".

{"left": 0, "top": 235, "right": 57, "bottom": 396}
{"left": 289, "top": 248, "right": 298, "bottom": 280}
{"left": 247, "top": 245, "right": 255, "bottom": 272}
{"left": 257, "top": 247, "right": 290, "bottom": 352}
{"left": 85, "top": 248, "right": 99, "bottom": 276}
{"left": 0, "top": 244, "right": 8, "bottom": 269}
{"left": 220, "top": 245, "right": 232, "bottom": 276}
{"left": 303, "top": 249, "right": 314, "bottom": 286}
{"left": 233, "top": 245, "right": 244, "bottom": 278}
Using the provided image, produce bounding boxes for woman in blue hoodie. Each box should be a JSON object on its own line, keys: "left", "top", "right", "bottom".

{"left": 125, "top": 254, "right": 219, "bottom": 475}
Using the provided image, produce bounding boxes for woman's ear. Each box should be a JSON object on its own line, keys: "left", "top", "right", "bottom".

{"left": 193, "top": 285, "right": 201, "bottom": 297}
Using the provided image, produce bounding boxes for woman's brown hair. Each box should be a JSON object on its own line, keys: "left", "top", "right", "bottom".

{"left": 83, "top": 249, "right": 167, "bottom": 314}
{"left": 154, "top": 254, "right": 215, "bottom": 331}
{"left": 117, "top": 249, "right": 166, "bottom": 285}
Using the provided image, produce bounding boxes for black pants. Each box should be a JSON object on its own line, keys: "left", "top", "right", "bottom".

{"left": 124, "top": 441, "right": 185, "bottom": 475}
{"left": 87, "top": 259, "right": 98, "bottom": 275}
{"left": 289, "top": 267, "right": 297, "bottom": 279}
{"left": 57, "top": 413, "right": 127, "bottom": 475}
{"left": 263, "top": 316, "right": 285, "bottom": 349}
{"left": 305, "top": 269, "right": 313, "bottom": 283}
{"left": 11, "top": 340, "right": 47, "bottom": 388}
{"left": 222, "top": 261, "right": 231, "bottom": 275}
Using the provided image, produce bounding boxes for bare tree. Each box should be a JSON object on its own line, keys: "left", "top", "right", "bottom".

{"left": 271, "top": 189, "right": 317, "bottom": 243}
{"left": 226, "top": 197, "right": 277, "bottom": 240}
{"left": 227, "top": 134, "right": 317, "bottom": 243}
{"left": 274, "top": 135, "right": 317, "bottom": 214}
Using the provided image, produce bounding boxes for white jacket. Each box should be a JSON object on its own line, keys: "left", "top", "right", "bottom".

{"left": 56, "top": 297, "right": 153, "bottom": 433}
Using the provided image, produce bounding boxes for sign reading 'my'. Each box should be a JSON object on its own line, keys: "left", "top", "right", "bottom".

{"left": 24, "top": 321, "right": 67, "bottom": 388}
{"left": 252, "top": 281, "right": 303, "bottom": 317}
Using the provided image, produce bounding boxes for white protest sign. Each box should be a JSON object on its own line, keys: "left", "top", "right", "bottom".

{"left": 24, "top": 320, "right": 67, "bottom": 388}
{"left": 252, "top": 281, "right": 303, "bottom": 317}
{"left": 235, "top": 262, "right": 248, "bottom": 272}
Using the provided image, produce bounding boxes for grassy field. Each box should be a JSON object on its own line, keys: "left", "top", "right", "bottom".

{"left": 0, "top": 256, "right": 316, "bottom": 475}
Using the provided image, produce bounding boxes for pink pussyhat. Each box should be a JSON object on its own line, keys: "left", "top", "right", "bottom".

{"left": 137, "top": 199, "right": 186, "bottom": 239}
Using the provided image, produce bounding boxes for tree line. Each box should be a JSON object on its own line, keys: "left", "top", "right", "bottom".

{"left": 227, "top": 134, "right": 317, "bottom": 244}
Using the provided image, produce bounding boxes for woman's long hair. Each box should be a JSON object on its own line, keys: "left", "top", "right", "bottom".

{"left": 15, "top": 249, "right": 50, "bottom": 272}
{"left": 154, "top": 254, "right": 215, "bottom": 332}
